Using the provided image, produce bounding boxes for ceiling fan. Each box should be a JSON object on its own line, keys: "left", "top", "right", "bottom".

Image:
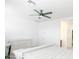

{"left": 30, "top": 9, "right": 53, "bottom": 19}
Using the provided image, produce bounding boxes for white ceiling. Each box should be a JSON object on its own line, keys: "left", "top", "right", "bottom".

{"left": 6, "top": 0, "right": 73, "bottom": 21}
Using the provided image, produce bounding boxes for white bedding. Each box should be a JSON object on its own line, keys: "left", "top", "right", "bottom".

{"left": 13, "top": 45, "right": 73, "bottom": 59}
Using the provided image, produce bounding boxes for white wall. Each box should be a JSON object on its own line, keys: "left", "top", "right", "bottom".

{"left": 5, "top": 6, "right": 39, "bottom": 46}
{"left": 38, "top": 17, "right": 73, "bottom": 45}
{"left": 5, "top": 0, "right": 73, "bottom": 46}
{"left": 5, "top": 6, "right": 72, "bottom": 46}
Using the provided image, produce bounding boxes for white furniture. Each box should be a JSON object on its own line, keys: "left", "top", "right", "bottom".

{"left": 60, "top": 20, "right": 73, "bottom": 48}
{"left": 13, "top": 45, "right": 72, "bottom": 59}
{"left": 6, "top": 39, "right": 32, "bottom": 59}
{"left": 10, "top": 39, "right": 32, "bottom": 52}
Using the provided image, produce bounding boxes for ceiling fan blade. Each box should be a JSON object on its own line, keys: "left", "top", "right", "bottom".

{"left": 43, "top": 12, "right": 52, "bottom": 15}
{"left": 33, "top": 9, "right": 40, "bottom": 14}
{"left": 43, "top": 15, "right": 51, "bottom": 19}
{"left": 29, "top": 14, "right": 38, "bottom": 16}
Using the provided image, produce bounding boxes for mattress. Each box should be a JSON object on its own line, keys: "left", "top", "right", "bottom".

{"left": 13, "top": 45, "right": 73, "bottom": 59}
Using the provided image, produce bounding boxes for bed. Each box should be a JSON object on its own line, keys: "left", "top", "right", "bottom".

{"left": 5, "top": 39, "right": 32, "bottom": 58}
{"left": 13, "top": 44, "right": 73, "bottom": 59}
